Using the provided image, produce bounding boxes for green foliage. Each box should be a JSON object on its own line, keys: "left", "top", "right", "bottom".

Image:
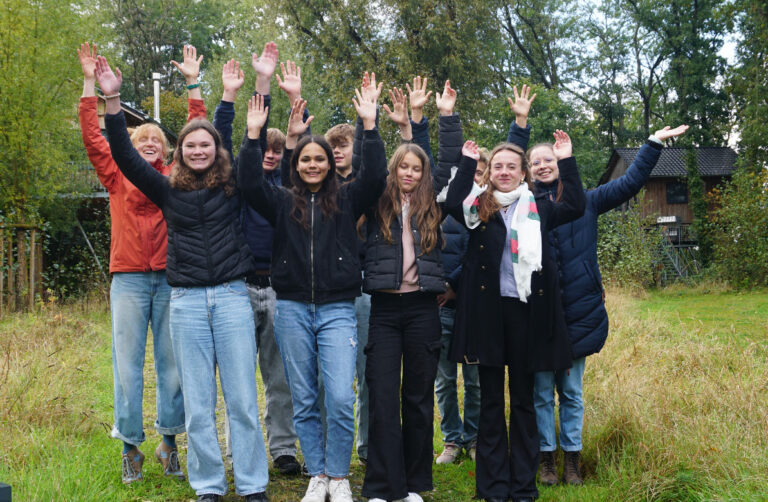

{"left": 597, "top": 199, "right": 663, "bottom": 287}
{"left": 141, "top": 90, "right": 189, "bottom": 137}
{"left": 0, "top": 0, "right": 89, "bottom": 223}
{"left": 707, "top": 168, "right": 768, "bottom": 288}
{"left": 686, "top": 146, "right": 713, "bottom": 266}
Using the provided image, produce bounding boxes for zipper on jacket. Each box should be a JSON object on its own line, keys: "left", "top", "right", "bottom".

{"left": 310, "top": 193, "right": 316, "bottom": 304}
{"left": 199, "top": 191, "right": 214, "bottom": 281}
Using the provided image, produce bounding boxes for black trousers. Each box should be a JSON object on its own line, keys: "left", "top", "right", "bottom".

{"left": 476, "top": 297, "right": 539, "bottom": 500}
{"left": 362, "top": 291, "right": 442, "bottom": 500}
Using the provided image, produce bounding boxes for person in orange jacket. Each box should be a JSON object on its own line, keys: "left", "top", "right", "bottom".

{"left": 77, "top": 42, "right": 206, "bottom": 484}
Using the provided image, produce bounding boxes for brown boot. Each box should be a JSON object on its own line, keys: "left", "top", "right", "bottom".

{"left": 538, "top": 450, "right": 558, "bottom": 486}
{"left": 563, "top": 450, "right": 583, "bottom": 486}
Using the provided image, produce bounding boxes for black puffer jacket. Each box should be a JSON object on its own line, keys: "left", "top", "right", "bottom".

{"left": 239, "top": 130, "right": 387, "bottom": 303}
{"left": 105, "top": 111, "right": 255, "bottom": 287}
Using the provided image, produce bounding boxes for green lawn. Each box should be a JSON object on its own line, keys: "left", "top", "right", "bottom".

{"left": 1, "top": 287, "right": 768, "bottom": 501}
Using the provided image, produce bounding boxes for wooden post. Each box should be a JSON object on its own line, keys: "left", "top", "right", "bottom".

{"left": 16, "top": 230, "right": 27, "bottom": 310}
{"left": 29, "top": 228, "right": 36, "bottom": 310}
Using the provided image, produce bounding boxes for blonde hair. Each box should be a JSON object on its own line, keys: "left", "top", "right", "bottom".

{"left": 130, "top": 123, "right": 171, "bottom": 161}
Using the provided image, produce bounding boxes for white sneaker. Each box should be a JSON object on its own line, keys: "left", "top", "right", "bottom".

{"left": 368, "top": 499, "right": 386, "bottom": 502}
{"left": 404, "top": 493, "right": 423, "bottom": 502}
{"left": 301, "top": 476, "right": 329, "bottom": 502}
{"left": 328, "top": 478, "right": 354, "bottom": 502}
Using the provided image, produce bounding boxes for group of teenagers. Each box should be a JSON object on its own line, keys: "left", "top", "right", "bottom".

{"left": 77, "top": 39, "right": 688, "bottom": 502}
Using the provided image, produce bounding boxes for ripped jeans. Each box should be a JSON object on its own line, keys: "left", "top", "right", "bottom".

{"left": 273, "top": 299, "right": 357, "bottom": 478}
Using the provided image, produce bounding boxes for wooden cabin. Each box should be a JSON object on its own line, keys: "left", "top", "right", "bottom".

{"left": 599, "top": 147, "right": 737, "bottom": 225}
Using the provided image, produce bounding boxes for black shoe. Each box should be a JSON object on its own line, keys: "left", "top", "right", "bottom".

{"left": 197, "top": 495, "right": 221, "bottom": 502}
{"left": 484, "top": 498, "right": 507, "bottom": 502}
{"left": 512, "top": 499, "right": 533, "bottom": 502}
{"left": 301, "top": 461, "right": 310, "bottom": 477}
{"left": 244, "top": 492, "right": 269, "bottom": 501}
{"left": 273, "top": 455, "right": 301, "bottom": 475}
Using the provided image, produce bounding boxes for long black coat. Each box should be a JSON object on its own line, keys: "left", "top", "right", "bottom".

{"left": 444, "top": 155, "right": 586, "bottom": 370}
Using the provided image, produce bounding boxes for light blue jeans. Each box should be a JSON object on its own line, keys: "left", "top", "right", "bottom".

{"left": 533, "top": 357, "right": 586, "bottom": 452}
{"left": 110, "top": 271, "right": 184, "bottom": 446}
{"left": 274, "top": 299, "right": 357, "bottom": 478}
{"left": 170, "top": 280, "right": 268, "bottom": 496}
{"left": 435, "top": 306, "right": 480, "bottom": 447}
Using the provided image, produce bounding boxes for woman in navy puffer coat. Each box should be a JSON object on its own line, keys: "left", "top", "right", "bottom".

{"left": 528, "top": 124, "right": 689, "bottom": 486}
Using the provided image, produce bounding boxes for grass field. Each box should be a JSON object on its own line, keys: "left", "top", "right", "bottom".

{"left": 1, "top": 286, "right": 767, "bottom": 501}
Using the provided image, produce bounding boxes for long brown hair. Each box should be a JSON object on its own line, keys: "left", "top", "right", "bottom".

{"left": 375, "top": 144, "right": 441, "bottom": 255}
{"left": 289, "top": 135, "right": 339, "bottom": 228}
{"left": 527, "top": 143, "right": 563, "bottom": 202}
{"left": 476, "top": 143, "right": 530, "bottom": 222}
{"left": 170, "top": 119, "right": 235, "bottom": 196}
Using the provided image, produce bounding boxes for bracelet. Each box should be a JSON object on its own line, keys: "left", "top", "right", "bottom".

{"left": 103, "top": 93, "right": 120, "bottom": 100}
{"left": 186, "top": 83, "right": 200, "bottom": 90}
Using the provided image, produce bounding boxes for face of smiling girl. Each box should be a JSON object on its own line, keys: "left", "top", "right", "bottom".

{"left": 396, "top": 152, "right": 423, "bottom": 193}
{"left": 181, "top": 129, "right": 216, "bottom": 171}
{"left": 296, "top": 142, "right": 330, "bottom": 192}
{"left": 489, "top": 149, "right": 525, "bottom": 193}
{"left": 529, "top": 145, "right": 559, "bottom": 183}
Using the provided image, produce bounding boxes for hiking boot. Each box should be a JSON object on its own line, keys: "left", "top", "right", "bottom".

{"left": 121, "top": 448, "right": 145, "bottom": 483}
{"left": 435, "top": 442, "right": 461, "bottom": 464}
{"left": 328, "top": 478, "right": 353, "bottom": 502}
{"left": 466, "top": 441, "right": 477, "bottom": 462}
{"left": 538, "top": 450, "right": 557, "bottom": 486}
{"left": 273, "top": 454, "right": 301, "bottom": 475}
{"left": 155, "top": 441, "right": 185, "bottom": 480}
{"left": 563, "top": 450, "right": 583, "bottom": 486}
{"left": 301, "top": 476, "right": 329, "bottom": 502}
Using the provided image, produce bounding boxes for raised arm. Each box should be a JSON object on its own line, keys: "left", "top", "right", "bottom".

{"left": 351, "top": 71, "right": 382, "bottom": 174}
{"left": 348, "top": 83, "right": 387, "bottom": 216}
{"left": 238, "top": 94, "right": 282, "bottom": 224}
{"left": 94, "top": 56, "right": 168, "bottom": 206}
{"left": 506, "top": 84, "right": 534, "bottom": 151}
{"left": 407, "top": 76, "right": 436, "bottom": 171}
{"left": 78, "top": 43, "right": 120, "bottom": 191}
{"left": 280, "top": 99, "right": 314, "bottom": 186}
{"left": 593, "top": 125, "right": 689, "bottom": 215}
{"left": 444, "top": 141, "right": 480, "bottom": 225}
{"left": 383, "top": 87, "right": 412, "bottom": 141}
{"left": 542, "top": 130, "right": 585, "bottom": 228}
{"left": 171, "top": 44, "right": 207, "bottom": 120}
{"left": 435, "top": 80, "right": 462, "bottom": 190}
{"left": 213, "top": 59, "right": 245, "bottom": 160}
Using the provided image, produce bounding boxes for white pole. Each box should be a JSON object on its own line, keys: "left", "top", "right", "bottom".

{"left": 152, "top": 72, "right": 162, "bottom": 123}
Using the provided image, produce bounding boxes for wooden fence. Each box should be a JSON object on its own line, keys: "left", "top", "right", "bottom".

{"left": 0, "top": 224, "right": 43, "bottom": 314}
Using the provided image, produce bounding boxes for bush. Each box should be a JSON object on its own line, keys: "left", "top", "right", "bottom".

{"left": 597, "top": 197, "right": 663, "bottom": 288}
{"left": 707, "top": 168, "right": 768, "bottom": 288}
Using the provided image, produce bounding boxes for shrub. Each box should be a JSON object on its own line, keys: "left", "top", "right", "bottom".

{"left": 707, "top": 168, "right": 768, "bottom": 288}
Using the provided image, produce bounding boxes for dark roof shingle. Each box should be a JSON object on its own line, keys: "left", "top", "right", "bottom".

{"left": 612, "top": 147, "right": 736, "bottom": 178}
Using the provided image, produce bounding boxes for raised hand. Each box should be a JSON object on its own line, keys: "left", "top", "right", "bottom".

{"left": 286, "top": 99, "right": 314, "bottom": 140}
{"left": 252, "top": 41, "right": 278, "bottom": 79}
{"left": 407, "top": 75, "right": 432, "bottom": 123}
{"left": 507, "top": 84, "right": 536, "bottom": 128}
{"left": 552, "top": 130, "right": 572, "bottom": 160}
{"left": 276, "top": 60, "right": 302, "bottom": 105}
{"left": 383, "top": 88, "right": 409, "bottom": 127}
{"left": 435, "top": 80, "right": 457, "bottom": 116}
{"left": 221, "top": 59, "right": 245, "bottom": 102}
{"left": 247, "top": 94, "right": 269, "bottom": 139}
{"left": 654, "top": 124, "right": 689, "bottom": 142}
{"left": 78, "top": 42, "right": 98, "bottom": 80}
{"left": 353, "top": 86, "right": 377, "bottom": 130}
{"left": 171, "top": 45, "right": 203, "bottom": 84}
{"left": 94, "top": 56, "right": 122, "bottom": 96}
{"left": 462, "top": 140, "right": 480, "bottom": 160}
{"left": 361, "top": 71, "right": 383, "bottom": 103}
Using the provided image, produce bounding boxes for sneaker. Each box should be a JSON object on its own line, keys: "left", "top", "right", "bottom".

{"left": 358, "top": 456, "right": 368, "bottom": 467}
{"left": 121, "top": 448, "right": 144, "bottom": 483}
{"left": 301, "top": 476, "right": 329, "bottom": 502}
{"left": 563, "top": 450, "right": 583, "bottom": 485}
{"left": 435, "top": 442, "right": 461, "bottom": 464}
{"left": 155, "top": 441, "right": 185, "bottom": 480}
{"left": 301, "top": 462, "right": 311, "bottom": 477}
{"left": 404, "top": 493, "right": 424, "bottom": 502}
{"left": 328, "top": 478, "right": 353, "bottom": 502}
{"left": 466, "top": 441, "right": 477, "bottom": 462}
{"left": 244, "top": 492, "right": 269, "bottom": 501}
{"left": 274, "top": 454, "right": 301, "bottom": 475}
{"left": 196, "top": 495, "right": 221, "bottom": 501}
{"left": 539, "top": 450, "right": 558, "bottom": 486}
